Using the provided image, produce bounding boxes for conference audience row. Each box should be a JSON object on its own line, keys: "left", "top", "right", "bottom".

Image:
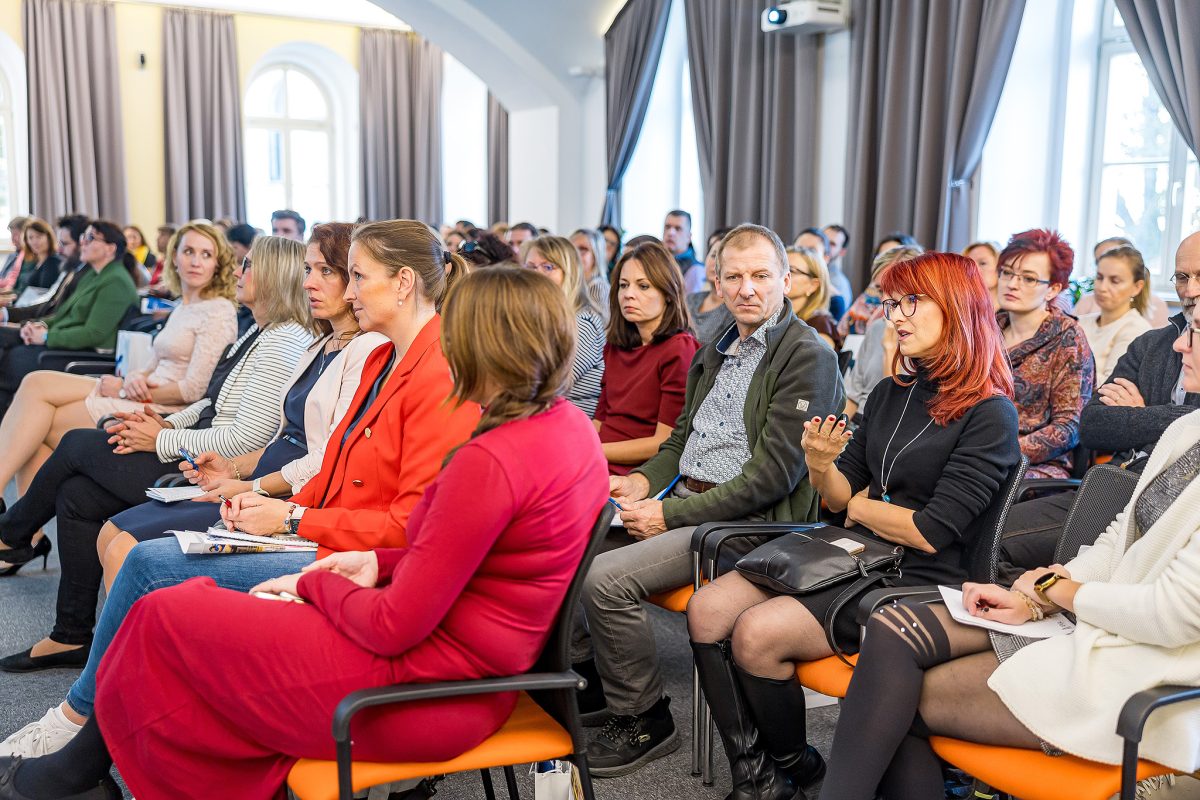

{"left": 0, "top": 210, "right": 1193, "bottom": 800}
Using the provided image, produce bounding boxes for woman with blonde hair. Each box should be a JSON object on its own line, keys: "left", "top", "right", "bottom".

{"left": 785, "top": 245, "right": 841, "bottom": 350}
{"left": 525, "top": 234, "right": 606, "bottom": 416}
{"left": 1077, "top": 244, "right": 1153, "bottom": 384}
{"left": 0, "top": 221, "right": 239, "bottom": 507}
{"left": 0, "top": 235, "right": 312, "bottom": 673}
{"left": 962, "top": 240, "right": 1001, "bottom": 310}
{"left": 0, "top": 268, "right": 608, "bottom": 800}
{"left": 572, "top": 227, "right": 612, "bottom": 317}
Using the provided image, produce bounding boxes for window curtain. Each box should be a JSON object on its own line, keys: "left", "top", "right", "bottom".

{"left": 24, "top": 0, "right": 128, "bottom": 221}
{"left": 684, "top": 0, "right": 821, "bottom": 238}
{"left": 844, "top": 0, "right": 1025, "bottom": 289}
{"left": 163, "top": 8, "right": 245, "bottom": 224}
{"left": 360, "top": 28, "right": 443, "bottom": 223}
{"left": 1114, "top": 0, "right": 1200, "bottom": 159}
{"left": 487, "top": 92, "right": 509, "bottom": 224}
{"left": 602, "top": 0, "right": 672, "bottom": 227}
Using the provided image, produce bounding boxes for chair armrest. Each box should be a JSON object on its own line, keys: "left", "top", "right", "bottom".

{"left": 37, "top": 349, "right": 106, "bottom": 372}
{"left": 1018, "top": 478, "right": 1081, "bottom": 502}
{"left": 333, "top": 671, "right": 583, "bottom": 742}
{"left": 854, "top": 585, "right": 942, "bottom": 626}
{"left": 331, "top": 670, "right": 584, "bottom": 800}
{"left": 1116, "top": 685, "right": 1200, "bottom": 799}
{"left": 64, "top": 360, "right": 116, "bottom": 376}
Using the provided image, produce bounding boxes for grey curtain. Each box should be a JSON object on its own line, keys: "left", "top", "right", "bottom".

{"left": 163, "top": 8, "right": 245, "bottom": 223}
{"left": 845, "top": 0, "right": 1025, "bottom": 288}
{"left": 602, "top": 0, "right": 672, "bottom": 227}
{"left": 1114, "top": 0, "right": 1200, "bottom": 159}
{"left": 24, "top": 0, "right": 128, "bottom": 221}
{"left": 360, "top": 28, "right": 443, "bottom": 222}
{"left": 487, "top": 92, "right": 509, "bottom": 224}
{"left": 685, "top": 0, "right": 821, "bottom": 238}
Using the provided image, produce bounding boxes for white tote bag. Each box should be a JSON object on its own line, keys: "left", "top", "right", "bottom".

{"left": 531, "top": 761, "right": 583, "bottom": 800}
{"left": 114, "top": 330, "right": 155, "bottom": 376}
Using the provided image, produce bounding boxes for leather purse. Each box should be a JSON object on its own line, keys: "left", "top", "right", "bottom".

{"left": 734, "top": 525, "right": 904, "bottom": 664}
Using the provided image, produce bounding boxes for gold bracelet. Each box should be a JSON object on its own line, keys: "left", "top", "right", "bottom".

{"left": 1014, "top": 591, "right": 1044, "bottom": 621}
{"left": 232, "top": 460, "right": 242, "bottom": 481}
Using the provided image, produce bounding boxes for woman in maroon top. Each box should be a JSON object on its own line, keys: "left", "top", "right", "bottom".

{"left": 595, "top": 241, "right": 700, "bottom": 475}
{"left": 0, "top": 269, "right": 610, "bottom": 800}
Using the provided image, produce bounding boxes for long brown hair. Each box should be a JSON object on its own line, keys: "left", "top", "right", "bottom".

{"left": 20, "top": 217, "right": 57, "bottom": 261}
{"left": 351, "top": 220, "right": 470, "bottom": 313}
{"left": 441, "top": 268, "right": 575, "bottom": 438}
{"left": 607, "top": 241, "right": 691, "bottom": 349}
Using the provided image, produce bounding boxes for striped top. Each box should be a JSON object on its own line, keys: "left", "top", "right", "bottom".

{"left": 567, "top": 309, "right": 605, "bottom": 418}
{"left": 154, "top": 321, "right": 313, "bottom": 463}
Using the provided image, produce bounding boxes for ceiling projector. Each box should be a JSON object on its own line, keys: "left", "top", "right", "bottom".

{"left": 760, "top": 1, "right": 848, "bottom": 33}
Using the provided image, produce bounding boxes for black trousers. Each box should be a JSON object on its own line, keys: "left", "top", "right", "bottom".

{"left": 0, "top": 327, "right": 46, "bottom": 421}
{"left": 0, "top": 428, "right": 180, "bottom": 645}
{"left": 995, "top": 490, "right": 1076, "bottom": 585}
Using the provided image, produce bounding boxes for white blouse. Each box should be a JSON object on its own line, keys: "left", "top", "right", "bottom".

{"left": 1078, "top": 310, "right": 1153, "bottom": 384}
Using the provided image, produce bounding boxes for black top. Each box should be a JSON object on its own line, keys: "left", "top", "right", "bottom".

{"left": 837, "top": 369, "right": 1020, "bottom": 585}
{"left": 279, "top": 350, "right": 341, "bottom": 445}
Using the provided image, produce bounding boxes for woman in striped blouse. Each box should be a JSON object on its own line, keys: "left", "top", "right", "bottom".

{"left": 0, "top": 235, "right": 314, "bottom": 672}
{"left": 524, "top": 235, "right": 606, "bottom": 416}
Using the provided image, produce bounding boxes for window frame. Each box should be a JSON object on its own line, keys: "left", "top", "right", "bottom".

{"left": 1084, "top": 0, "right": 1196, "bottom": 292}
{"left": 243, "top": 62, "right": 338, "bottom": 224}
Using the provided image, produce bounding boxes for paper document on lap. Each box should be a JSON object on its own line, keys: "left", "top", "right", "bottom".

{"left": 171, "top": 527, "right": 317, "bottom": 555}
{"left": 938, "top": 586, "right": 1075, "bottom": 638}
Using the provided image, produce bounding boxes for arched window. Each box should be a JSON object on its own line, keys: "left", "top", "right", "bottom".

{"left": 243, "top": 64, "right": 336, "bottom": 228}
{"left": 0, "top": 30, "right": 28, "bottom": 224}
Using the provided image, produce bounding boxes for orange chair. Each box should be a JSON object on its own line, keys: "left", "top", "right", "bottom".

{"left": 287, "top": 505, "right": 615, "bottom": 800}
{"left": 928, "top": 681, "right": 1200, "bottom": 800}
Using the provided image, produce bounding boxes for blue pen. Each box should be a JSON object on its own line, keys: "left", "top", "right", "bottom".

{"left": 654, "top": 473, "right": 683, "bottom": 501}
{"left": 178, "top": 447, "right": 199, "bottom": 470}
{"left": 607, "top": 497, "right": 625, "bottom": 511}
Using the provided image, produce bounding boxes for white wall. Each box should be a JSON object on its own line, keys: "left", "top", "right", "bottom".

{"left": 508, "top": 106, "right": 561, "bottom": 229}
{"left": 815, "top": 29, "right": 850, "bottom": 227}
{"left": 441, "top": 53, "right": 488, "bottom": 226}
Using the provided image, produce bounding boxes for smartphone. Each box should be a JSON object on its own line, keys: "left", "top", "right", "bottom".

{"left": 829, "top": 537, "right": 866, "bottom": 556}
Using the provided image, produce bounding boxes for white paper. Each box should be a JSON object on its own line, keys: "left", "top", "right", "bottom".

{"left": 938, "top": 585, "right": 1076, "bottom": 638}
{"left": 145, "top": 485, "right": 205, "bottom": 503}
{"left": 169, "top": 528, "right": 317, "bottom": 555}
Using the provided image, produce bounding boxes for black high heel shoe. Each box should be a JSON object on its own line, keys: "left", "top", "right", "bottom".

{"left": 0, "top": 538, "right": 52, "bottom": 577}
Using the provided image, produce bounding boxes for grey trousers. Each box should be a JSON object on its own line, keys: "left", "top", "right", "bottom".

{"left": 574, "top": 524, "right": 698, "bottom": 716}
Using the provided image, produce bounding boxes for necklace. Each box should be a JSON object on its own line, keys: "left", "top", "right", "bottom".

{"left": 879, "top": 384, "right": 935, "bottom": 503}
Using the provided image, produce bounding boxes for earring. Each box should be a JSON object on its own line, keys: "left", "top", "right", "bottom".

{"left": 397, "top": 298, "right": 404, "bottom": 308}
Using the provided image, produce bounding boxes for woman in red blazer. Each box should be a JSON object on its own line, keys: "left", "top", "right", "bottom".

{"left": 0, "top": 221, "right": 479, "bottom": 766}
{"left": 0, "top": 268, "right": 610, "bottom": 800}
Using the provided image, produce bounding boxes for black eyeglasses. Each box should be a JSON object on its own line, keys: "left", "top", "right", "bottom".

{"left": 1184, "top": 322, "right": 1200, "bottom": 349}
{"left": 241, "top": 256, "right": 252, "bottom": 272}
{"left": 881, "top": 293, "right": 926, "bottom": 320}
{"left": 999, "top": 267, "right": 1052, "bottom": 288}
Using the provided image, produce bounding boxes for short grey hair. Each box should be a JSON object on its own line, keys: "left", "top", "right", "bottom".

{"left": 715, "top": 223, "right": 788, "bottom": 277}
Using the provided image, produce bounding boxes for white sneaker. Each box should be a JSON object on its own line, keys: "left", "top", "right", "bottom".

{"left": 0, "top": 705, "right": 82, "bottom": 757}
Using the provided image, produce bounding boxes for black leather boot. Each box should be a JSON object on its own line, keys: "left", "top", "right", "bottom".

{"left": 736, "top": 666, "right": 826, "bottom": 788}
{"left": 691, "top": 641, "right": 805, "bottom": 800}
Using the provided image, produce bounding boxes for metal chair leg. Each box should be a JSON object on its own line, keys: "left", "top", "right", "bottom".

{"left": 690, "top": 660, "right": 703, "bottom": 775}
{"left": 480, "top": 769, "right": 498, "bottom": 800}
{"left": 502, "top": 765, "right": 520, "bottom": 800}
{"left": 573, "top": 752, "right": 597, "bottom": 800}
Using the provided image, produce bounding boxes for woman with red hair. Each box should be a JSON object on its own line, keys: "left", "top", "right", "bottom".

{"left": 995, "top": 229, "right": 1095, "bottom": 479}
{"left": 685, "top": 252, "right": 1021, "bottom": 800}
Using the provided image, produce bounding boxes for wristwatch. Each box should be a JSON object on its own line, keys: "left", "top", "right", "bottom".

{"left": 252, "top": 478, "right": 269, "bottom": 497}
{"left": 1033, "top": 571, "right": 1063, "bottom": 603}
{"left": 284, "top": 504, "right": 305, "bottom": 536}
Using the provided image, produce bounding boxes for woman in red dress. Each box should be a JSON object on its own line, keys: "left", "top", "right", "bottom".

{"left": 0, "top": 268, "right": 610, "bottom": 800}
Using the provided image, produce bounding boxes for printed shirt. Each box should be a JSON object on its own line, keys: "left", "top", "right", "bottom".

{"left": 679, "top": 306, "right": 783, "bottom": 483}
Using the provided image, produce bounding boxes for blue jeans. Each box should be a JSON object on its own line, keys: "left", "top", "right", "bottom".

{"left": 66, "top": 538, "right": 314, "bottom": 717}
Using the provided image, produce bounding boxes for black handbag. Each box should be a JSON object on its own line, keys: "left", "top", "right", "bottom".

{"left": 734, "top": 525, "right": 904, "bottom": 664}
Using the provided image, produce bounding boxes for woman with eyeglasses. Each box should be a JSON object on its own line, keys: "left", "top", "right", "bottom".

{"left": 785, "top": 245, "right": 842, "bottom": 351}
{"left": 811, "top": 300, "right": 1200, "bottom": 800}
{"left": 996, "top": 229, "right": 1095, "bottom": 479}
{"left": 0, "top": 236, "right": 313, "bottom": 672}
{"left": 524, "top": 235, "right": 606, "bottom": 417}
{"left": 685, "top": 252, "right": 1020, "bottom": 800}
{"left": 0, "top": 223, "right": 239, "bottom": 522}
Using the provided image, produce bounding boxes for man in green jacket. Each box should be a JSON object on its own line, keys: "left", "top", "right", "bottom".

{"left": 579, "top": 223, "right": 845, "bottom": 779}
{"left": 0, "top": 220, "right": 137, "bottom": 419}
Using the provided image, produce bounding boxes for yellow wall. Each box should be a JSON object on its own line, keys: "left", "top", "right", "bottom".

{"left": 11, "top": 2, "right": 363, "bottom": 234}
{"left": 0, "top": 3, "right": 21, "bottom": 50}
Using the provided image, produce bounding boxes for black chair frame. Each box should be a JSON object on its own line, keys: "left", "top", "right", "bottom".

{"left": 326, "top": 503, "right": 615, "bottom": 800}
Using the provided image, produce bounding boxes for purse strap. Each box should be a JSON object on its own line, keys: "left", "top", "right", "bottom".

{"left": 823, "top": 568, "right": 901, "bottom": 667}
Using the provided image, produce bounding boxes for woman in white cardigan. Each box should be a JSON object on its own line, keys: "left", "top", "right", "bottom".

{"left": 815, "top": 308, "right": 1200, "bottom": 799}
{"left": 90, "top": 224, "right": 386, "bottom": 591}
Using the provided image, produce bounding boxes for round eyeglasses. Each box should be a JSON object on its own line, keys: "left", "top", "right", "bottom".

{"left": 881, "top": 293, "right": 926, "bottom": 320}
